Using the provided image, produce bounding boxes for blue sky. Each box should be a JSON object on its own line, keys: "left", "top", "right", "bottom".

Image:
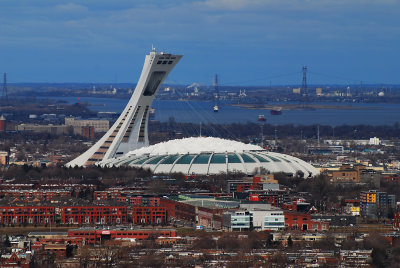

{"left": 0, "top": 0, "right": 399, "bottom": 85}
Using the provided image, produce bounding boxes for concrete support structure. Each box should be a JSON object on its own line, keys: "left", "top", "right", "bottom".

{"left": 67, "top": 50, "right": 182, "bottom": 167}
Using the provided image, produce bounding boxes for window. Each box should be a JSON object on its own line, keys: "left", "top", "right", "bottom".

{"left": 240, "top": 154, "right": 256, "bottom": 163}
{"left": 143, "top": 71, "right": 166, "bottom": 96}
{"left": 227, "top": 154, "right": 241, "bottom": 163}
{"left": 192, "top": 154, "right": 211, "bottom": 164}
{"left": 210, "top": 154, "right": 226, "bottom": 164}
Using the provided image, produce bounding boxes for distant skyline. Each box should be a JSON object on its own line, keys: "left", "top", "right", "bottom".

{"left": 1, "top": 0, "right": 399, "bottom": 86}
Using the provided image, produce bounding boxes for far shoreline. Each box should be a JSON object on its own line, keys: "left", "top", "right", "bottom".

{"left": 231, "top": 103, "right": 381, "bottom": 111}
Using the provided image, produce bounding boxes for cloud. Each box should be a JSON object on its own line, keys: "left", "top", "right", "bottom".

{"left": 196, "top": 0, "right": 268, "bottom": 10}
{"left": 0, "top": 0, "right": 399, "bottom": 83}
{"left": 55, "top": 3, "right": 88, "bottom": 13}
{"left": 195, "top": 0, "right": 400, "bottom": 12}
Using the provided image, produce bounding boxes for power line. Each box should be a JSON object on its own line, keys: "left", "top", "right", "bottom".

{"left": 218, "top": 71, "right": 302, "bottom": 86}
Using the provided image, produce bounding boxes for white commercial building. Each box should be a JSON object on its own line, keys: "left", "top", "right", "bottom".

{"left": 223, "top": 204, "right": 284, "bottom": 231}
{"left": 65, "top": 118, "right": 109, "bottom": 133}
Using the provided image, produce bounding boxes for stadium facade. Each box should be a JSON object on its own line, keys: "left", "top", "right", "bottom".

{"left": 99, "top": 137, "right": 319, "bottom": 177}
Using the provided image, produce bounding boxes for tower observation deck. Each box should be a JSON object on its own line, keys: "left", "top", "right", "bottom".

{"left": 66, "top": 50, "right": 182, "bottom": 167}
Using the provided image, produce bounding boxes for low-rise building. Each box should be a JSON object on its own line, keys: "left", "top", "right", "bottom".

{"left": 67, "top": 228, "right": 176, "bottom": 245}
{"left": 0, "top": 190, "right": 71, "bottom": 200}
{"left": 284, "top": 211, "right": 329, "bottom": 231}
{"left": 0, "top": 252, "right": 33, "bottom": 268}
{"left": 161, "top": 195, "right": 239, "bottom": 228}
{"left": 0, "top": 151, "right": 9, "bottom": 165}
{"left": 61, "top": 206, "right": 128, "bottom": 224}
{"left": 360, "top": 190, "right": 395, "bottom": 219}
{"left": 65, "top": 117, "right": 109, "bottom": 133}
{"left": 132, "top": 206, "right": 167, "bottom": 224}
{"left": 0, "top": 206, "right": 56, "bottom": 224}
{"left": 251, "top": 209, "right": 285, "bottom": 231}
{"left": 223, "top": 210, "right": 252, "bottom": 231}
{"left": 223, "top": 203, "right": 285, "bottom": 231}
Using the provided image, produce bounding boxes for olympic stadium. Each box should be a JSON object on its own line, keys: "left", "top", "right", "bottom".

{"left": 67, "top": 50, "right": 319, "bottom": 178}
{"left": 99, "top": 137, "right": 319, "bottom": 177}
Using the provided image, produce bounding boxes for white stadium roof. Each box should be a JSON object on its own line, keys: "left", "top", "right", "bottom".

{"left": 99, "top": 137, "right": 319, "bottom": 177}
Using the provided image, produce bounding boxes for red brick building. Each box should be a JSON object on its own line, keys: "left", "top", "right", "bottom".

{"left": 383, "top": 175, "right": 400, "bottom": 184}
{"left": 117, "top": 196, "right": 160, "bottom": 206}
{"left": 61, "top": 206, "right": 128, "bottom": 224}
{"left": 94, "top": 190, "right": 121, "bottom": 201}
{"left": 94, "top": 190, "right": 160, "bottom": 206}
{"left": 82, "top": 126, "right": 95, "bottom": 139}
{"left": 67, "top": 229, "right": 176, "bottom": 244}
{"left": 160, "top": 198, "right": 196, "bottom": 223}
{"left": 0, "top": 206, "right": 56, "bottom": 224}
{"left": 0, "top": 190, "right": 71, "bottom": 200}
{"left": 132, "top": 207, "right": 167, "bottom": 224}
{"left": 228, "top": 180, "right": 263, "bottom": 193}
{"left": 394, "top": 213, "right": 400, "bottom": 229}
{"left": 0, "top": 183, "right": 36, "bottom": 190}
{"left": 34, "top": 237, "right": 85, "bottom": 247}
{"left": 0, "top": 252, "right": 32, "bottom": 268}
{"left": 284, "top": 211, "right": 329, "bottom": 231}
{"left": 197, "top": 206, "right": 224, "bottom": 229}
{"left": 281, "top": 200, "right": 311, "bottom": 212}
{"left": 248, "top": 190, "right": 283, "bottom": 207}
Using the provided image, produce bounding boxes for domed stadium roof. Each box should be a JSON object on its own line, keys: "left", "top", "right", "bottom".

{"left": 99, "top": 137, "right": 319, "bottom": 177}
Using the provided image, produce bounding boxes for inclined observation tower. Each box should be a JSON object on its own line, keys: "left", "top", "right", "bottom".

{"left": 66, "top": 49, "right": 183, "bottom": 167}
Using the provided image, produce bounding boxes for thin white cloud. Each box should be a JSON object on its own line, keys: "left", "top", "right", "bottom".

{"left": 194, "top": 0, "right": 399, "bottom": 11}
{"left": 55, "top": 3, "right": 89, "bottom": 13}
{"left": 196, "top": 0, "right": 268, "bottom": 10}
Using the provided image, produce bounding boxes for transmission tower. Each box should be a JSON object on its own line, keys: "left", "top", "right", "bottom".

{"left": 213, "top": 74, "right": 219, "bottom": 112}
{"left": 2, "top": 73, "right": 8, "bottom": 101}
{"left": 301, "top": 66, "right": 307, "bottom": 96}
{"left": 213, "top": 74, "right": 219, "bottom": 100}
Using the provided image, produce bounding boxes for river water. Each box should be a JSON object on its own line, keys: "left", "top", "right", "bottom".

{"left": 46, "top": 96, "right": 400, "bottom": 126}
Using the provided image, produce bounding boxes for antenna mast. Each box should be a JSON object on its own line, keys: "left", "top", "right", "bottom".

{"left": 301, "top": 66, "right": 307, "bottom": 96}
